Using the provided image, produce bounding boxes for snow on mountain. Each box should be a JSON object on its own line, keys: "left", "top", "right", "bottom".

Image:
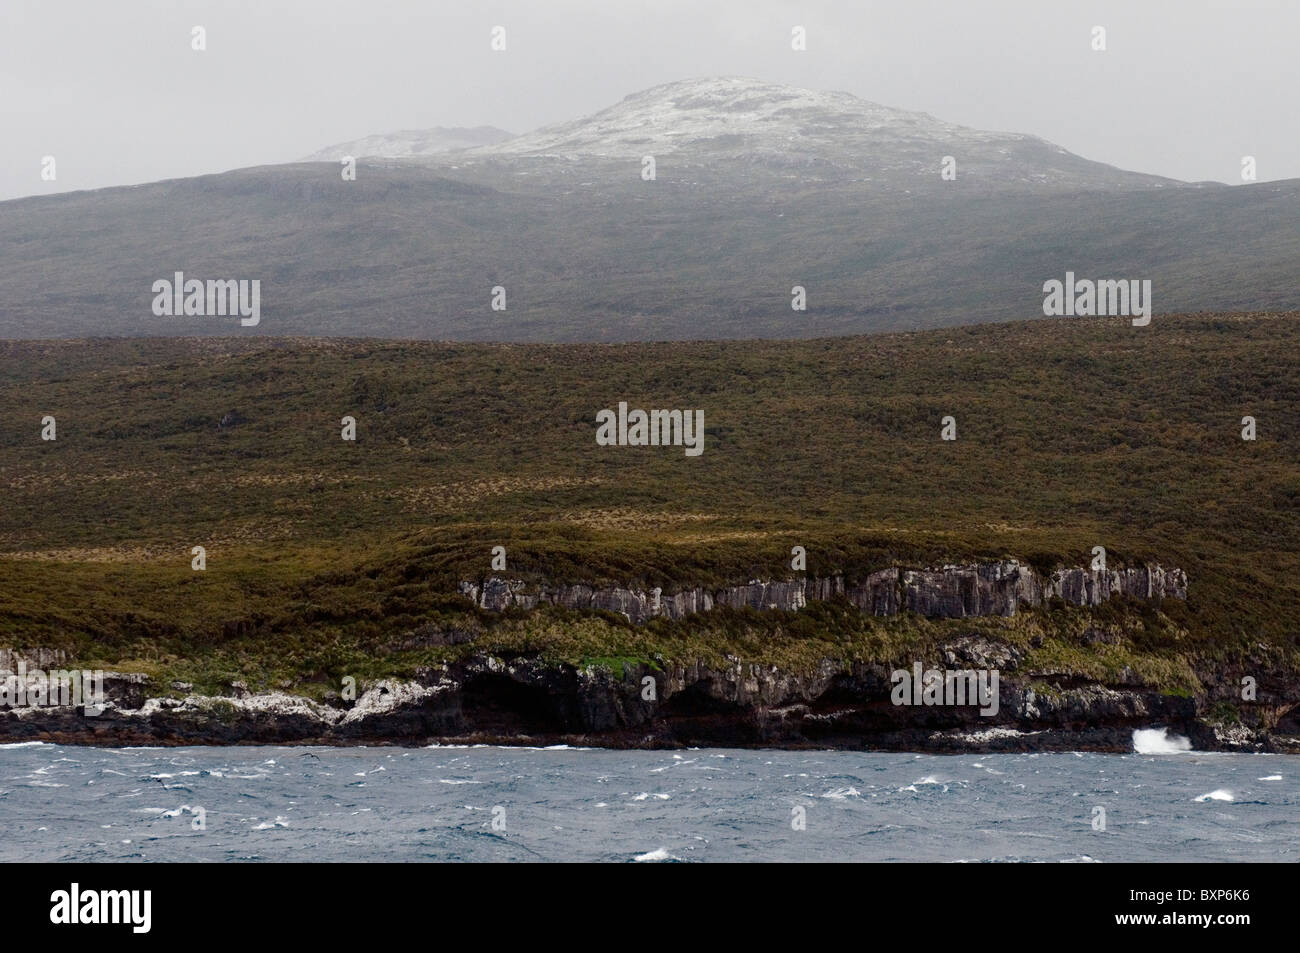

{"left": 467, "top": 76, "right": 1173, "bottom": 188}
{"left": 301, "top": 77, "right": 1176, "bottom": 188}
{"left": 304, "top": 126, "right": 514, "bottom": 161}
{"left": 487, "top": 76, "right": 1017, "bottom": 158}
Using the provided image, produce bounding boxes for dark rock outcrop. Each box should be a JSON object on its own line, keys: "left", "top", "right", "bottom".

{"left": 5, "top": 643, "right": 1293, "bottom": 754}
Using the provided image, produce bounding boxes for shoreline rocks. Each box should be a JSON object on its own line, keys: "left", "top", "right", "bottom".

{"left": 3, "top": 645, "right": 1293, "bottom": 754}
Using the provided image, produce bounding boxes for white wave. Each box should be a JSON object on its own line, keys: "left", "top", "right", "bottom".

{"left": 253, "top": 816, "right": 290, "bottom": 829}
{"left": 651, "top": 757, "right": 698, "bottom": 773}
{"left": 1258, "top": 775, "right": 1282, "bottom": 781}
{"left": 821, "top": 786, "right": 861, "bottom": 799}
{"left": 1132, "top": 728, "right": 1192, "bottom": 754}
{"left": 632, "top": 847, "right": 680, "bottom": 862}
{"left": 900, "top": 781, "right": 952, "bottom": 793}
{"left": 631, "top": 792, "right": 670, "bottom": 801}
{"left": 0, "top": 741, "right": 50, "bottom": 749}
{"left": 1194, "top": 789, "right": 1234, "bottom": 802}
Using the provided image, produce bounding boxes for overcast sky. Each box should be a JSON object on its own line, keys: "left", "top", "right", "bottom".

{"left": 2, "top": 0, "right": 1296, "bottom": 201}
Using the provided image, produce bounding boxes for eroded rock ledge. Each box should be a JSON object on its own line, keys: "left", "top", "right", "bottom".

{"left": 459, "top": 562, "right": 1188, "bottom": 623}
{"left": 4, "top": 646, "right": 1294, "bottom": 754}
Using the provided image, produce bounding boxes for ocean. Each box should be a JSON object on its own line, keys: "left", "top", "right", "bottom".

{"left": 1, "top": 738, "right": 1292, "bottom": 862}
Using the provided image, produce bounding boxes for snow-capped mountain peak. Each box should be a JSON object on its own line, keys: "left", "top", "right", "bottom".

{"left": 484, "top": 76, "right": 1024, "bottom": 159}
{"left": 301, "top": 77, "right": 1177, "bottom": 189}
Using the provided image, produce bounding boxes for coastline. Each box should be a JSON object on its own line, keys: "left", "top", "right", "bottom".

{"left": 3, "top": 654, "right": 1295, "bottom": 754}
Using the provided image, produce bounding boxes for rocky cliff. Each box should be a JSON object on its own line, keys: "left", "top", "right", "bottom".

{"left": 459, "top": 562, "right": 1188, "bottom": 623}
{"left": 6, "top": 561, "right": 1289, "bottom": 754}
{"left": 3, "top": 641, "right": 1293, "bottom": 754}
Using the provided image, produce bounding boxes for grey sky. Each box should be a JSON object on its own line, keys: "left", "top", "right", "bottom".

{"left": 3, "top": 0, "right": 1296, "bottom": 202}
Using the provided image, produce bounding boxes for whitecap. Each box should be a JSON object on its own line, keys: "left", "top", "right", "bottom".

{"left": 633, "top": 847, "right": 680, "bottom": 862}
{"left": 821, "top": 786, "right": 861, "bottom": 799}
{"left": 1133, "top": 728, "right": 1192, "bottom": 754}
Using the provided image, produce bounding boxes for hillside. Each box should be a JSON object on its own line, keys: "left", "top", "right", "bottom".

{"left": 0, "top": 312, "right": 1297, "bottom": 748}
{"left": 3, "top": 78, "right": 1297, "bottom": 342}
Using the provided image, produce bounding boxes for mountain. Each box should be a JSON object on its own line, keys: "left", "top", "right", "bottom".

{"left": 480, "top": 76, "right": 1176, "bottom": 190}
{"left": 303, "top": 125, "right": 514, "bottom": 161}
{"left": 1, "top": 77, "right": 1297, "bottom": 341}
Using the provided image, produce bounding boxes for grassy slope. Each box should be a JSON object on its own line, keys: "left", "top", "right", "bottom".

{"left": 0, "top": 312, "right": 1297, "bottom": 697}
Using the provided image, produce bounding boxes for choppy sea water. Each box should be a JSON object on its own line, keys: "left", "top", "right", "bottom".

{"left": 0, "top": 741, "right": 1292, "bottom": 862}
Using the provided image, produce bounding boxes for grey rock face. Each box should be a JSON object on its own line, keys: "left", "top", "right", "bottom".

{"left": 1046, "top": 566, "right": 1188, "bottom": 604}
{"left": 460, "top": 561, "right": 1186, "bottom": 624}
{"left": 838, "top": 569, "right": 902, "bottom": 615}
{"left": 0, "top": 648, "right": 68, "bottom": 671}
{"left": 902, "top": 561, "right": 1040, "bottom": 618}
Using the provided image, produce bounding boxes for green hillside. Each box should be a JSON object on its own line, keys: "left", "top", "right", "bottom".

{"left": 1, "top": 311, "right": 1297, "bottom": 698}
